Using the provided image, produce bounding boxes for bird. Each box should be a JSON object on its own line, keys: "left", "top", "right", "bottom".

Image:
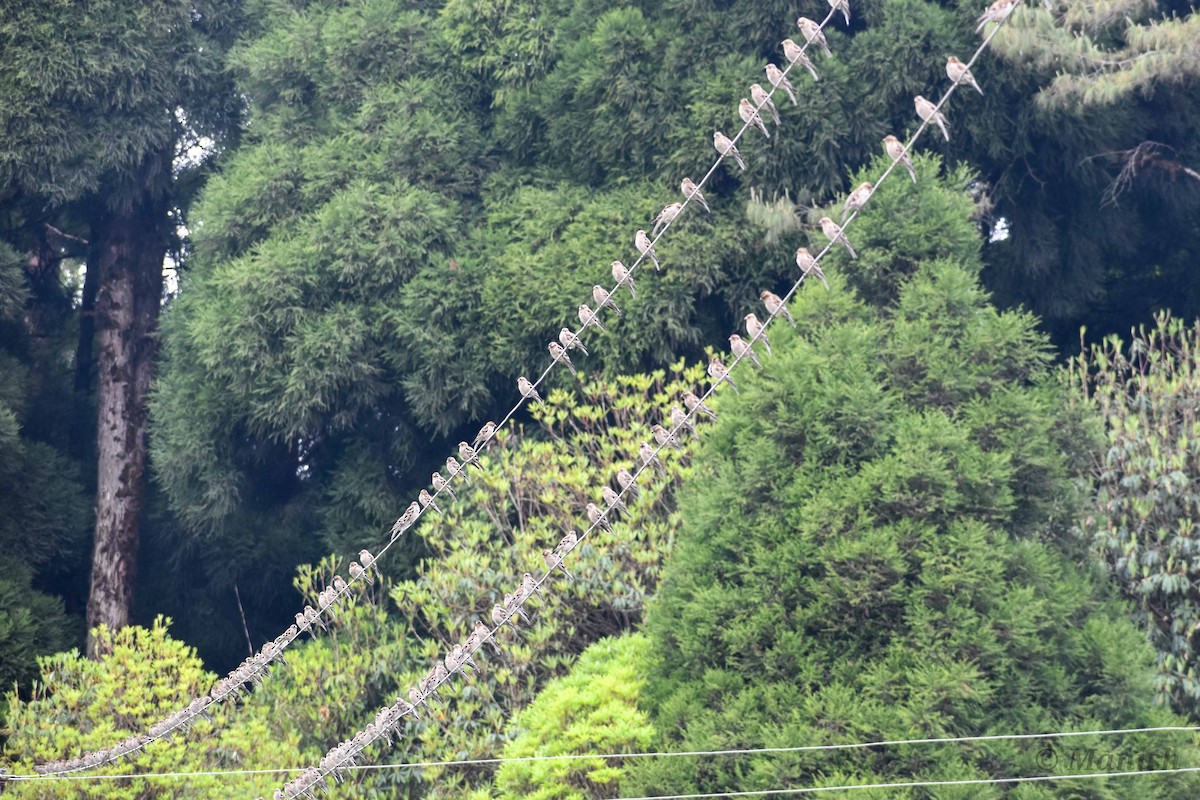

{"left": 829, "top": 0, "right": 850, "bottom": 26}
{"left": 883, "top": 135, "right": 917, "bottom": 183}
{"left": 765, "top": 63, "right": 800, "bottom": 105}
{"left": 359, "top": 549, "right": 376, "bottom": 572}
{"left": 714, "top": 131, "right": 746, "bottom": 171}
{"left": 612, "top": 260, "right": 637, "bottom": 298}
{"left": 587, "top": 501, "right": 614, "bottom": 533}
{"left": 739, "top": 98, "right": 771, "bottom": 139}
{"left": 557, "top": 529, "right": 579, "bottom": 555}
{"left": 593, "top": 285, "right": 623, "bottom": 316}
{"left": 349, "top": 560, "right": 370, "bottom": 584}
{"left": 520, "top": 572, "right": 543, "bottom": 602}
{"left": 708, "top": 357, "right": 739, "bottom": 393}
{"left": 491, "top": 604, "right": 509, "bottom": 628}
{"left": 683, "top": 390, "right": 717, "bottom": 421}
{"left": 419, "top": 489, "right": 441, "bottom": 515}
{"left": 518, "top": 376, "right": 543, "bottom": 404}
{"left": 819, "top": 216, "right": 858, "bottom": 259}
{"left": 549, "top": 341, "right": 577, "bottom": 376}
{"left": 792, "top": 250, "right": 830, "bottom": 291}
{"left": 543, "top": 548, "right": 574, "bottom": 580}
{"left": 560, "top": 327, "right": 589, "bottom": 356}
{"left": 391, "top": 501, "right": 421, "bottom": 538}
{"left": 601, "top": 485, "right": 628, "bottom": 515}
{"left": 446, "top": 455, "right": 469, "bottom": 483}
{"left": 432, "top": 471, "right": 457, "bottom": 500}
{"left": 651, "top": 422, "right": 683, "bottom": 453}
{"left": 617, "top": 468, "right": 640, "bottom": 498}
{"left": 640, "top": 441, "right": 667, "bottom": 477}
{"left": 653, "top": 202, "right": 684, "bottom": 236}
{"left": 841, "top": 182, "right": 873, "bottom": 222}
{"left": 472, "top": 620, "right": 501, "bottom": 655}
{"left": 458, "top": 441, "right": 480, "bottom": 468}
{"left": 680, "top": 178, "right": 710, "bottom": 213}
{"left": 946, "top": 56, "right": 983, "bottom": 95}
{"left": 749, "top": 83, "right": 781, "bottom": 126}
{"left": 472, "top": 421, "right": 495, "bottom": 450}
{"left": 671, "top": 404, "right": 699, "bottom": 440}
{"left": 915, "top": 95, "right": 950, "bottom": 141}
{"left": 578, "top": 303, "right": 606, "bottom": 333}
{"left": 744, "top": 313, "right": 771, "bottom": 355}
{"left": 504, "top": 591, "right": 530, "bottom": 623}
{"left": 729, "top": 333, "right": 763, "bottom": 368}
{"left": 976, "top": 0, "right": 1018, "bottom": 33}
{"left": 636, "top": 229, "right": 661, "bottom": 270}
{"left": 797, "top": 17, "right": 831, "bottom": 57}
{"left": 779, "top": 42, "right": 819, "bottom": 82}
{"left": 761, "top": 290, "right": 796, "bottom": 327}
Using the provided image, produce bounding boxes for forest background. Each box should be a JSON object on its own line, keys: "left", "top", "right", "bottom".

{"left": 2, "top": 0, "right": 1200, "bottom": 797}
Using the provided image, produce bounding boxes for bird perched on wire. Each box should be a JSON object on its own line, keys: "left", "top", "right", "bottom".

{"left": 976, "top": 0, "right": 1017, "bottom": 32}
{"left": 419, "top": 489, "right": 441, "bottom": 515}
{"left": 797, "top": 17, "right": 831, "bottom": 56}
{"left": 593, "top": 285, "right": 623, "bottom": 316}
{"left": 744, "top": 313, "right": 771, "bottom": 355}
{"left": 795, "top": 247, "right": 829, "bottom": 290}
{"left": 446, "top": 455, "right": 469, "bottom": 483}
{"left": 635, "top": 229, "right": 660, "bottom": 271}
{"left": 765, "top": 65, "right": 800, "bottom": 109}
{"left": 652, "top": 422, "right": 684, "bottom": 452}
{"left": 670, "top": 404, "right": 699, "bottom": 441}
{"left": 914, "top": 95, "right": 950, "bottom": 141}
{"left": 432, "top": 471, "right": 457, "bottom": 500}
{"left": 458, "top": 441, "right": 480, "bottom": 469}
{"left": 549, "top": 341, "right": 577, "bottom": 376}
{"left": 472, "top": 421, "right": 496, "bottom": 450}
{"left": 739, "top": 98, "right": 771, "bottom": 139}
{"left": 348, "top": 561, "right": 370, "bottom": 585}
{"left": 491, "top": 603, "right": 509, "bottom": 629}
{"left": 653, "top": 202, "right": 684, "bottom": 236}
{"left": 680, "top": 178, "right": 710, "bottom": 213}
{"left": 617, "top": 467, "right": 640, "bottom": 498}
{"left": 559, "top": 327, "right": 589, "bottom": 356}
{"left": 779, "top": 43, "right": 819, "bottom": 82}
{"left": 708, "top": 357, "right": 739, "bottom": 393}
{"left": 819, "top": 216, "right": 859, "bottom": 259}
{"left": 841, "top": 182, "right": 873, "bottom": 222}
{"left": 391, "top": 501, "right": 421, "bottom": 538}
{"left": 761, "top": 289, "right": 796, "bottom": 327}
{"left": 883, "top": 135, "right": 917, "bottom": 183}
{"left": 504, "top": 591, "right": 531, "bottom": 623}
{"left": 518, "top": 376, "right": 543, "bottom": 404}
{"left": 472, "top": 620, "right": 502, "bottom": 655}
{"left": 683, "top": 390, "right": 717, "bottom": 421}
{"left": 612, "top": 261, "right": 637, "bottom": 298}
{"left": 557, "top": 529, "right": 579, "bottom": 557}
{"left": 714, "top": 131, "right": 746, "bottom": 171}
{"left": 602, "top": 485, "right": 629, "bottom": 516}
{"left": 829, "top": 0, "right": 850, "bottom": 25}
{"left": 946, "top": 56, "right": 983, "bottom": 95}
{"left": 519, "top": 572, "right": 543, "bottom": 603}
{"left": 640, "top": 441, "right": 667, "bottom": 477}
{"left": 543, "top": 547, "right": 574, "bottom": 580}
{"left": 359, "top": 549, "right": 376, "bottom": 573}
{"left": 578, "top": 303, "right": 606, "bottom": 333}
{"left": 749, "top": 83, "right": 781, "bottom": 126}
{"left": 729, "top": 333, "right": 763, "bottom": 369}
{"left": 587, "top": 501, "right": 614, "bottom": 533}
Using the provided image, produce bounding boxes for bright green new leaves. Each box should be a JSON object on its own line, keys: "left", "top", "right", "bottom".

{"left": 1074, "top": 314, "right": 1200, "bottom": 717}
{"left": 2, "top": 619, "right": 301, "bottom": 799}
{"left": 493, "top": 634, "right": 656, "bottom": 800}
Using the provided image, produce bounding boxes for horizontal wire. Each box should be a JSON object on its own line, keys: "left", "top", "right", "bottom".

{"left": 8, "top": 725, "right": 1195, "bottom": 782}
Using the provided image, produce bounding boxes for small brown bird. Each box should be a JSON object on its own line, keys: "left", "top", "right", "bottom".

{"left": 976, "top": 0, "right": 1017, "bottom": 33}
{"left": 458, "top": 441, "right": 480, "bottom": 468}
{"left": 946, "top": 56, "right": 983, "bottom": 95}
{"left": 683, "top": 390, "right": 717, "bottom": 421}
{"left": 391, "top": 500, "right": 421, "bottom": 538}
{"left": 586, "top": 501, "right": 613, "bottom": 533}
{"left": 761, "top": 290, "right": 796, "bottom": 327}
{"left": 602, "top": 485, "right": 629, "bottom": 515}
{"left": 611, "top": 260, "right": 637, "bottom": 298}
{"left": 446, "top": 456, "right": 469, "bottom": 483}
{"left": 517, "top": 376, "right": 543, "bottom": 404}
{"left": 797, "top": 17, "right": 831, "bottom": 57}
{"left": 543, "top": 548, "right": 574, "bottom": 580}
{"left": 670, "top": 404, "right": 699, "bottom": 441}
{"left": 915, "top": 95, "right": 950, "bottom": 141}
{"left": 653, "top": 202, "right": 684, "bottom": 236}
{"left": 359, "top": 549, "right": 376, "bottom": 572}
{"left": 549, "top": 340, "right": 576, "bottom": 376}
{"left": 765, "top": 63, "right": 800, "bottom": 105}
{"left": 708, "top": 357, "right": 740, "bottom": 393}
{"left": 749, "top": 83, "right": 781, "bottom": 126}
{"left": 472, "top": 421, "right": 496, "bottom": 450}
{"left": 883, "top": 135, "right": 917, "bottom": 183}
{"left": 681, "top": 177, "right": 710, "bottom": 213}
{"left": 729, "top": 333, "right": 762, "bottom": 369}
{"left": 593, "top": 285, "right": 623, "bottom": 316}
{"left": 819, "top": 216, "right": 859, "bottom": 259}
{"left": 557, "top": 529, "right": 579, "bottom": 555}
{"left": 841, "top": 182, "right": 873, "bottom": 222}
{"left": 419, "top": 489, "right": 441, "bottom": 514}
{"left": 829, "top": 0, "right": 850, "bottom": 26}
{"left": 432, "top": 471, "right": 456, "bottom": 502}
{"left": 559, "top": 327, "right": 589, "bottom": 356}
{"left": 578, "top": 303, "right": 606, "bottom": 333}
{"left": 652, "top": 422, "right": 683, "bottom": 451}
{"left": 739, "top": 97, "right": 771, "bottom": 139}
{"left": 714, "top": 131, "right": 746, "bottom": 171}
{"left": 743, "top": 313, "right": 771, "bottom": 355}
{"left": 617, "top": 468, "right": 640, "bottom": 498}
{"left": 639, "top": 441, "right": 666, "bottom": 477}
{"left": 779, "top": 43, "right": 819, "bottom": 82}
{"left": 795, "top": 247, "right": 829, "bottom": 290}
{"left": 636, "top": 229, "right": 661, "bottom": 270}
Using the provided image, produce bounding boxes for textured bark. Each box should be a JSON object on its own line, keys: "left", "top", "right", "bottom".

{"left": 85, "top": 154, "right": 169, "bottom": 658}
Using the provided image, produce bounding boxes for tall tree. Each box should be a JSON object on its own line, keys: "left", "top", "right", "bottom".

{"left": 0, "top": 0, "right": 241, "bottom": 654}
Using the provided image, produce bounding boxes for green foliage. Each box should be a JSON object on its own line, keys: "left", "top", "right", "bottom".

{"left": 493, "top": 634, "right": 655, "bottom": 800}
{"left": 2, "top": 619, "right": 301, "bottom": 798}
{"left": 625, "top": 161, "right": 1199, "bottom": 798}
{"left": 1073, "top": 313, "right": 1200, "bottom": 716}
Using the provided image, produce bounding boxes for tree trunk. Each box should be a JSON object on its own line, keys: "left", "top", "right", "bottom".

{"left": 85, "top": 154, "right": 169, "bottom": 658}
